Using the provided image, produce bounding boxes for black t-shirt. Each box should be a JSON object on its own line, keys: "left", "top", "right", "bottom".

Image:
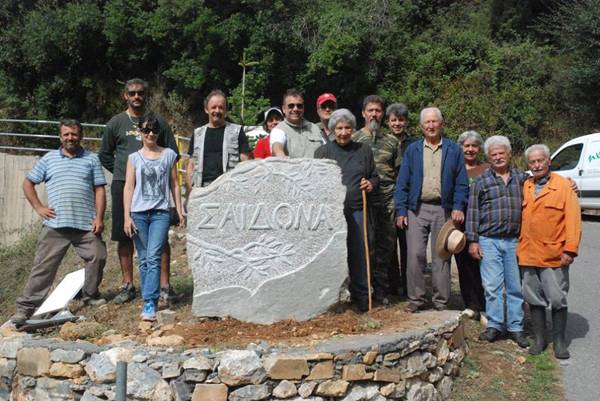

{"left": 314, "top": 141, "right": 380, "bottom": 211}
{"left": 188, "top": 126, "right": 249, "bottom": 182}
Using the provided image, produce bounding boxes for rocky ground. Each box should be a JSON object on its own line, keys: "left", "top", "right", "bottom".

{"left": 1, "top": 224, "right": 566, "bottom": 400}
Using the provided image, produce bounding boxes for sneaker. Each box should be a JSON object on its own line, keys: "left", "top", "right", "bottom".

{"left": 10, "top": 310, "right": 30, "bottom": 327}
{"left": 113, "top": 283, "right": 136, "bottom": 304}
{"left": 140, "top": 301, "right": 157, "bottom": 321}
{"left": 159, "top": 286, "right": 177, "bottom": 306}
{"left": 461, "top": 308, "right": 476, "bottom": 319}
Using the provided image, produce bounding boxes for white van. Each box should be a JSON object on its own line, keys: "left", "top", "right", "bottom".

{"left": 551, "top": 132, "right": 600, "bottom": 209}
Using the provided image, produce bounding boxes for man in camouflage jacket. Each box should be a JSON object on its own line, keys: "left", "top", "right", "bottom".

{"left": 352, "top": 95, "right": 400, "bottom": 304}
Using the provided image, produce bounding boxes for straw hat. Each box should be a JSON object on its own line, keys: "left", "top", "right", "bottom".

{"left": 436, "top": 220, "right": 467, "bottom": 260}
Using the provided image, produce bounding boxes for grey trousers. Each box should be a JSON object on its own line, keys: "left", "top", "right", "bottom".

{"left": 521, "top": 266, "right": 569, "bottom": 309}
{"left": 406, "top": 203, "right": 450, "bottom": 307}
{"left": 16, "top": 226, "right": 106, "bottom": 315}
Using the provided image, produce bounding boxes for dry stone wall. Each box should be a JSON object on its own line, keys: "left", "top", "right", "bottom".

{"left": 0, "top": 312, "right": 467, "bottom": 401}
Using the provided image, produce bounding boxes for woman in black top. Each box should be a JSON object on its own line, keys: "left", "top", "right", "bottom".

{"left": 315, "top": 109, "right": 380, "bottom": 312}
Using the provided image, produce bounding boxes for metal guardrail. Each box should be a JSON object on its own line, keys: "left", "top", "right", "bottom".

{"left": 1, "top": 118, "right": 191, "bottom": 183}
{"left": 0, "top": 118, "right": 106, "bottom": 128}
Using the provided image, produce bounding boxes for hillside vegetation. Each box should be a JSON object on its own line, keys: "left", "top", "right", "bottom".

{"left": 1, "top": 0, "right": 600, "bottom": 150}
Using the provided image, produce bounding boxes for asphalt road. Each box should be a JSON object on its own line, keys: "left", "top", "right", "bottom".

{"left": 561, "top": 217, "right": 600, "bottom": 401}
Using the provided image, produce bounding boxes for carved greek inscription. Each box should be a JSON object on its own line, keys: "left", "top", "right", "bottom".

{"left": 196, "top": 202, "right": 334, "bottom": 231}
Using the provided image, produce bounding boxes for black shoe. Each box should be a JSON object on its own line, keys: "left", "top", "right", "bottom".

{"left": 552, "top": 308, "right": 570, "bottom": 359}
{"left": 508, "top": 331, "right": 530, "bottom": 348}
{"left": 113, "top": 283, "right": 136, "bottom": 304}
{"left": 355, "top": 299, "right": 369, "bottom": 313}
{"left": 529, "top": 306, "right": 547, "bottom": 355}
{"left": 373, "top": 293, "right": 390, "bottom": 306}
{"left": 479, "top": 327, "right": 502, "bottom": 342}
{"left": 404, "top": 303, "right": 421, "bottom": 313}
{"left": 10, "top": 310, "right": 30, "bottom": 327}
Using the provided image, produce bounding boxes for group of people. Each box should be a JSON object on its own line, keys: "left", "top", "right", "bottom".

{"left": 10, "top": 78, "right": 184, "bottom": 326}
{"left": 9, "top": 79, "right": 582, "bottom": 361}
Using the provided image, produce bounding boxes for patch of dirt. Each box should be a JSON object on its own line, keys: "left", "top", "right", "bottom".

{"left": 86, "top": 296, "right": 451, "bottom": 348}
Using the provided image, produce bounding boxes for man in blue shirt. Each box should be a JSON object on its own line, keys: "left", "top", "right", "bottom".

{"left": 10, "top": 119, "right": 107, "bottom": 327}
{"left": 395, "top": 107, "right": 468, "bottom": 313}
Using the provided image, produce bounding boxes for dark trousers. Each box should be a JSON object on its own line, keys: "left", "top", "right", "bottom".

{"left": 16, "top": 226, "right": 106, "bottom": 315}
{"left": 371, "top": 200, "right": 397, "bottom": 297}
{"left": 345, "top": 208, "right": 373, "bottom": 303}
{"left": 392, "top": 226, "right": 408, "bottom": 294}
{"left": 454, "top": 246, "right": 486, "bottom": 312}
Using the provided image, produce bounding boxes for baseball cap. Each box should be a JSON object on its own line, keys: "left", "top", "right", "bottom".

{"left": 263, "top": 107, "right": 283, "bottom": 122}
{"left": 316, "top": 93, "right": 337, "bottom": 107}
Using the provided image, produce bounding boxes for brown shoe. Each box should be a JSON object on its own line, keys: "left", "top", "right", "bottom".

{"left": 404, "top": 303, "right": 420, "bottom": 313}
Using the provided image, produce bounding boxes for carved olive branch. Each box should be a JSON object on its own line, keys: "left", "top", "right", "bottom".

{"left": 188, "top": 235, "right": 296, "bottom": 282}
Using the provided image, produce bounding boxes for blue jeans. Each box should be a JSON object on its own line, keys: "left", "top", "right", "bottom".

{"left": 131, "top": 209, "right": 170, "bottom": 303}
{"left": 479, "top": 236, "right": 524, "bottom": 332}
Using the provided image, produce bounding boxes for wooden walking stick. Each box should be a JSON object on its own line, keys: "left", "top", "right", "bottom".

{"left": 361, "top": 189, "right": 373, "bottom": 312}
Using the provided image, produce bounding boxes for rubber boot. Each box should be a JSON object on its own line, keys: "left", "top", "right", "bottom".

{"left": 528, "top": 306, "right": 547, "bottom": 355}
{"left": 552, "top": 307, "right": 570, "bottom": 359}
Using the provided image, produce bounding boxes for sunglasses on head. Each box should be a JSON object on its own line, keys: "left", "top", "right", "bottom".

{"left": 127, "top": 90, "right": 145, "bottom": 97}
{"left": 287, "top": 103, "right": 304, "bottom": 110}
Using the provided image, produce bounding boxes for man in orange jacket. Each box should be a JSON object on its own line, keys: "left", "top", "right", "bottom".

{"left": 517, "top": 144, "right": 582, "bottom": 359}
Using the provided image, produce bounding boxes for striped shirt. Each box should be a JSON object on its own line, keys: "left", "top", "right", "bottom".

{"left": 465, "top": 168, "right": 528, "bottom": 242}
{"left": 27, "top": 147, "right": 107, "bottom": 231}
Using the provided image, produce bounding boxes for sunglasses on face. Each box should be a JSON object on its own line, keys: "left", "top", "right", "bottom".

{"left": 320, "top": 102, "right": 336, "bottom": 110}
{"left": 286, "top": 103, "right": 304, "bottom": 110}
{"left": 127, "top": 90, "right": 145, "bottom": 97}
{"left": 141, "top": 127, "right": 156, "bottom": 135}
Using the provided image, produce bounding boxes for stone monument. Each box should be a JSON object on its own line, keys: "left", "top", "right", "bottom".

{"left": 187, "top": 158, "right": 348, "bottom": 324}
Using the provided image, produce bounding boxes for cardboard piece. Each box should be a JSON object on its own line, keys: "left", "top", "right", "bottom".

{"left": 33, "top": 268, "right": 85, "bottom": 316}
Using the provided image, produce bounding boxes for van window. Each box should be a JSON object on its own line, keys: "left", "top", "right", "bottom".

{"left": 551, "top": 144, "right": 583, "bottom": 171}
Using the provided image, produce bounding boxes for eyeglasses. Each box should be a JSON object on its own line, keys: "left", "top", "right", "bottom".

{"left": 286, "top": 103, "right": 304, "bottom": 110}
{"left": 140, "top": 127, "right": 155, "bottom": 135}
{"left": 127, "top": 90, "right": 145, "bottom": 97}
{"left": 320, "top": 102, "right": 336, "bottom": 110}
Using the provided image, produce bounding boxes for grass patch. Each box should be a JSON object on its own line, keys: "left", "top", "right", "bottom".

{"left": 0, "top": 225, "right": 40, "bottom": 322}
{"left": 171, "top": 275, "right": 194, "bottom": 297}
{"left": 524, "top": 351, "right": 563, "bottom": 401}
{"left": 453, "top": 319, "right": 566, "bottom": 401}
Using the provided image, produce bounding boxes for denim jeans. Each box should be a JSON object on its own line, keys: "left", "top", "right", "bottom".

{"left": 131, "top": 209, "right": 170, "bottom": 303}
{"left": 479, "top": 236, "right": 524, "bottom": 332}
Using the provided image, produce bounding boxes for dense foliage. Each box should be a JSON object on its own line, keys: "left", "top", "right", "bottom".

{"left": 1, "top": 0, "right": 599, "bottom": 151}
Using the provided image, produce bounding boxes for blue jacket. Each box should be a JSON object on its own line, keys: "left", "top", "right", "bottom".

{"left": 394, "top": 138, "right": 468, "bottom": 216}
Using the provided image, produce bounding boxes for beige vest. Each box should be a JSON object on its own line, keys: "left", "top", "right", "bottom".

{"left": 277, "top": 119, "right": 323, "bottom": 158}
{"left": 192, "top": 122, "right": 241, "bottom": 186}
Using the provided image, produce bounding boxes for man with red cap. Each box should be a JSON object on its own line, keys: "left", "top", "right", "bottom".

{"left": 316, "top": 93, "right": 337, "bottom": 143}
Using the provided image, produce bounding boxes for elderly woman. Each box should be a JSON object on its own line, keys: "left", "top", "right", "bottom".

{"left": 455, "top": 130, "right": 488, "bottom": 321}
{"left": 315, "top": 109, "right": 380, "bottom": 312}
